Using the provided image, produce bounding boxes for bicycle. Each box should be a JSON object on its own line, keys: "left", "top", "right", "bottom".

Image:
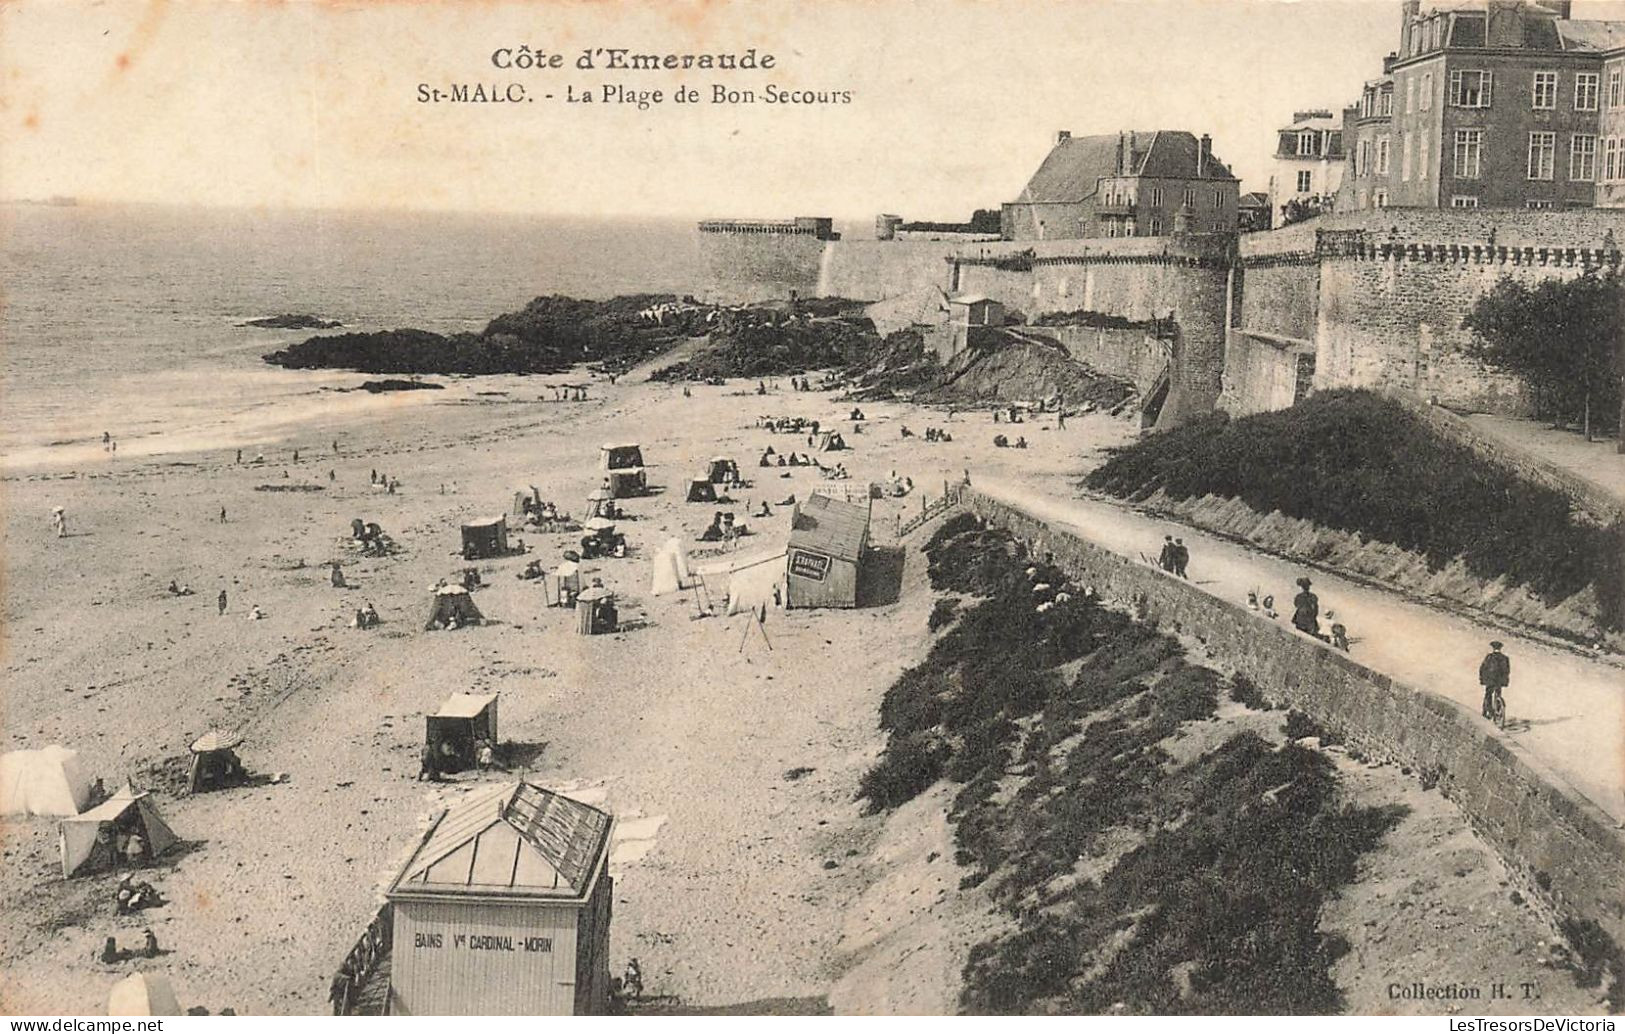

{"left": 1484, "top": 686, "right": 1506, "bottom": 730}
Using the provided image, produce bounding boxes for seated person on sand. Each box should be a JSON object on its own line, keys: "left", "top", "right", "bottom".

{"left": 362, "top": 602, "right": 379, "bottom": 628}
{"left": 331, "top": 564, "right": 346, "bottom": 588}
{"left": 115, "top": 874, "right": 164, "bottom": 915}
{"left": 755, "top": 500, "right": 772, "bottom": 518}
{"left": 700, "top": 513, "right": 726, "bottom": 542}
{"left": 248, "top": 605, "right": 265, "bottom": 620}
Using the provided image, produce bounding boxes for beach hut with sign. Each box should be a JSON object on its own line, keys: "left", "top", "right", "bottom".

{"left": 383, "top": 781, "right": 614, "bottom": 1016}
{"left": 785, "top": 492, "right": 870, "bottom": 609}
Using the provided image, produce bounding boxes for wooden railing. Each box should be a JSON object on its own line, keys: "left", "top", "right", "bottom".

{"left": 331, "top": 904, "right": 393, "bottom": 1016}
{"left": 896, "top": 481, "right": 969, "bottom": 539}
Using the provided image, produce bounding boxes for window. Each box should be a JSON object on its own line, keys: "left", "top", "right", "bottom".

{"left": 1576, "top": 73, "right": 1600, "bottom": 112}
{"left": 1123, "top": 222, "right": 1136, "bottom": 237}
{"left": 1528, "top": 131, "right": 1555, "bottom": 180}
{"left": 1571, "top": 134, "right": 1597, "bottom": 181}
{"left": 1453, "top": 129, "right": 1482, "bottom": 178}
{"left": 1380, "top": 89, "right": 1393, "bottom": 116}
{"left": 1402, "top": 134, "right": 1413, "bottom": 181}
{"left": 1358, "top": 140, "right": 1372, "bottom": 176}
{"left": 1297, "top": 130, "right": 1316, "bottom": 156}
{"left": 1610, "top": 69, "right": 1622, "bottom": 108}
{"left": 1450, "top": 195, "right": 1480, "bottom": 208}
{"left": 1297, "top": 170, "right": 1312, "bottom": 193}
{"left": 1525, "top": 199, "right": 1556, "bottom": 209}
{"left": 1533, "top": 71, "right": 1558, "bottom": 110}
{"left": 1183, "top": 187, "right": 1196, "bottom": 207}
{"left": 1150, "top": 187, "right": 1163, "bottom": 206}
{"left": 1374, "top": 190, "right": 1388, "bottom": 208}
{"left": 1420, "top": 130, "right": 1429, "bottom": 179}
{"left": 1149, "top": 215, "right": 1163, "bottom": 235}
{"left": 1421, "top": 72, "right": 1433, "bottom": 111}
{"left": 1376, "top": 136, "right": 1391, "bottom": 175}
{"left": 1449, "top": 69, "right": 1493, "bottom": 108}
{"left": 1406, "top": 77, "right": 1416, "bottom": 114}
{"left": 1213, "top": 189, "right": 1223, "bottom": 208}
{"left": 1606, "top": 138, "right": 1618, "bottom": 181}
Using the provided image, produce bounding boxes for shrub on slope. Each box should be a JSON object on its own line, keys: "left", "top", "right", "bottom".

{"left": 1083, "top": 389, "right": 1621, "bottom": 626}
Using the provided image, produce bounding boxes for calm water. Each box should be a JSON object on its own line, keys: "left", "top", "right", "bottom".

{"left": 0, "top": 204, "right": 702, "bottom": 470}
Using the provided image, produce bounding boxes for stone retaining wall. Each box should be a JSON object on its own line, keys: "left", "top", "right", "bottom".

{"left": 963, "top": 490, "right": 1625, "bottom": 949}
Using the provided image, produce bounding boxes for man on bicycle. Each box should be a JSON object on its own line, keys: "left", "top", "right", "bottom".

{"left": 1479, "top": 640, "right": 1510, "bottom": 721}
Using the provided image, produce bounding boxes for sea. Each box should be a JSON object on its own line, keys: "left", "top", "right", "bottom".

{"left": 0, "top": 204, "right": 705, "bottom": 473}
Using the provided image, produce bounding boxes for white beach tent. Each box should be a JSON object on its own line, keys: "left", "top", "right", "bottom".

{"left": 107, "top": 972, "right": 181, "bottom": 1016}
{"left": 648, "top": 538, "right": 692, "bottom": 597}
{"left": 0, "top": 745, "right": 91, "bottom": 817}
{"left": 60, "top": 784, "right": 180, "bottom": 878}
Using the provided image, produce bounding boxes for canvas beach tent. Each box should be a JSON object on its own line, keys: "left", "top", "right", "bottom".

{"left": 511, "top": 485, "right": 542, "bottom": 516}
{"left": 424, "top": 584, "right": 484, "bottom": 629}
{"left": 0, "top": 744, "right": 91, "bottom": 817}
{"left": 460, "top": 517, "right": 509, "bottom": 560}
{"left": 107, "top": 972, "right": 181, "bottom": 1017}
{"left": 649, "top": 544, "right": 682, "bottom": 597}
{"left": 707, "top": 457, "right": 739, "bottom": 484}
{"left": 60, "top": 784, "right": 179, "bottom": 878}
{"left": 685, "top": 478, "right": 718, "bottom": 503}
{"left": 816, "top": 431, "right": 848, "bottom": 452}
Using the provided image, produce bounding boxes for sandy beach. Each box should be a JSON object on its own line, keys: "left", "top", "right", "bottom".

{"left": 0, "top": 371, "right": 1127, "bottom": 1014}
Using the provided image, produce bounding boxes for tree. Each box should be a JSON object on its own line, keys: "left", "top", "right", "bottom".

{"left": 1462, "top": 272, "right": 1624, "bottom": 441}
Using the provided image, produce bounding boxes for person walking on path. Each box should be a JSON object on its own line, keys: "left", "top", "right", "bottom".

{"left": 1479, "top": 640, "right": 1511, "bottom": 721}
{"left": 217, "top": 590, "right": 228, "bottom": 616}
{"left": 1157, "top": 534, "right": 1175, "bottom": 572}
{"left": 1172, "top": 537, "right": 1189, "bottom": 579}
{"left": 51, "top": 506, "right": 67, "bottom": 538}
{"left": 1291, "top": 576, "right": 1320, "bottom": 637}
{"left": 235, "top": 449, "right": 242, "bottom": 464}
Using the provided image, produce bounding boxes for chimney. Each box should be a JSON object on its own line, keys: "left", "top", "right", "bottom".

{"left": 1115, "top": 132, "right": 1125, "bottom": 175}
{"left": 1128, "top": 131, "right": 1138, "bottom": 173}
{"left": 1056, "top": 129, "right": 1071, "bottom": 145}
{"left": 1198, "top": 134, "right": 1211, "bottom": 177}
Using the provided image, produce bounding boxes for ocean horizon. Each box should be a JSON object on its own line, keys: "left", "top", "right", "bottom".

{"left": 0, "top": 203, "right": 719, "bottom": 472}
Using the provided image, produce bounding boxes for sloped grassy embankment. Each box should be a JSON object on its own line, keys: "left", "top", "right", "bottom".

{"left": 858, "top": 513, "right": 1406, "bottom": 1014}
{"left": 1084, "top": 389, "right": 1624, "bottom": 645}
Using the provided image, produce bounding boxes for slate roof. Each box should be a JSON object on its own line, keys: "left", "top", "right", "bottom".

{"left": 1012, "top": 131, "right": 1237, "bottom": 205}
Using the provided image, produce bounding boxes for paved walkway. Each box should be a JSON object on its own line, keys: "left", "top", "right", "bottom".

{"left": 975, "top": 476, "right": 1625, "bottom": 827}
{"left": 1464, "top": 413, "right": 1625, "bottom": 506}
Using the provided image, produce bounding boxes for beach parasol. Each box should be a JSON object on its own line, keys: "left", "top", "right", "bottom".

{"left": 584, "top": 516, "right": 616, "bottom": 532}
{"left": 189, "top": 730, "right": 242, "bottom": 754}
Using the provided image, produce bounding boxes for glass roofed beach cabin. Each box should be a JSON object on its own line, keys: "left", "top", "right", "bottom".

{"left": 384, "top": 782, "right": 614, "bottom": 1015}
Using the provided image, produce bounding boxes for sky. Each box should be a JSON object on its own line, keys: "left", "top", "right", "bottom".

{"left": 4, "top": 0, "right": 1625, "bottom": 220}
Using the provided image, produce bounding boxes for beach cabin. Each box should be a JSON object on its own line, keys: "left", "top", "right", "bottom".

{"left": 425, "top": 693, "right": 498, "bottom": 774}
{"left": 460, "top": 518, "right": 509, "bottom": 560}
{"left": 599, "top": 443, "right": 647, "bottom": 499}
{"left": 384, "top": 782, "right": 614, "bottom": 1016}
{"left": 945, "top": 294, "right": 1006, "bottom": 360}
{"left": 785, "top": 493, "right": 870, "bottom": 609}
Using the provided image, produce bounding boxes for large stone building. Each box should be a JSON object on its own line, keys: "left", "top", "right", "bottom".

{"left": 1270, "top": 110, "right": 1346, "bottom": 222}
{"left": 1340, "top": 0, "right": 1625, "bottom": 212}
{"left": 1001, "top": 130, "right": 1240, "bottom": 240}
